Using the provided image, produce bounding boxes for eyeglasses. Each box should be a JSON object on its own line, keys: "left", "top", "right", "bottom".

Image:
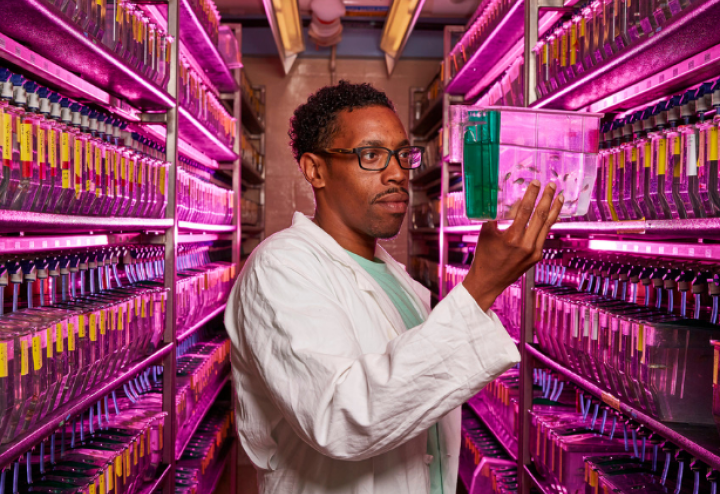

{"left": 316, "top": 146, "right": 425, "bottom": 171}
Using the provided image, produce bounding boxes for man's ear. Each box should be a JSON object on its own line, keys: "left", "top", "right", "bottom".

{"left": 299, "top": 153, "right": 328, "bottom": 190}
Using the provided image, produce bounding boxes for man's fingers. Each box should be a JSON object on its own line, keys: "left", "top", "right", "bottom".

{"left": 506, "top": 180, "right": 541, "bottom": 237}
{"left": 525, "top": 182, "right": 557, "bottom": 241}
{"left": 535, "top": 193, "right": 564, "bottom": 251}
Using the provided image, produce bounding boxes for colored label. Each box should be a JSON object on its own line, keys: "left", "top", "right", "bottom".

{"left": 95, "top": 146, "right": 102, "bottom": 190}
{"left": 3, "top": 114, "right": 11, "bottom": 161}
{"left": 159, "top": 168, "right": 165, "bottom": 195}
{"left": 687, "top": 132, "right": 697, "bottom": 176}
{"left": 632, "top": 147, "right": 638, "bottom": 162}
{"left": 78, "top": 315, "right": 86, "bottom": 338}
{"left": 61, "top": 133, "right": 70, "bottom": 189}
{"left": 100, "top": 309, "right": 106, "bottom": 335}
{"left": 38, "top": 127, "right": 46, "bottom": 176}
{"left": 90, "top": 313, "right": 97, "bottom": 342}
{"left": 644, "top": 142, "right": 651, "bottom": 168}
{"left": 49, "top": 129, "right": 57, "bottom": 171}
{"left": 658, "top": 139, "right": 667, "bottom": 175}
{"left": 99, "top": 470, "right": 106, "bottom": 493}
{"left": 711, "top": 127, "right": 718, "bottom": 161}
{"left": 115, "top": 455, "right": 122, "bottom": 477}
{"left": 75, "top": 138, "right": 83, "bottom": 197}
{"left": 108, "top": 466, "right": 113, "bottom": 491}
{"left": 90, "top": 483, "right": 96, "bottom": 494}
{"left": 21, "top": 340, "right": 28, "bottom": 376}
{"left": 21, "top": 122, "right": 32, "bottom": 162}
{"left": 0, "top": 343, "right": 7, "bottom": 378}
{"left": 618, "top": 150, "right": 625, "bottom": 169}
{"left": 56, "top": 323, "right": 64, "bottom": 353}
{"left": 46, "top": 327, "right": 53, "bottom": 358}
{"left": 118, "top": 305, "right": 123, "bottom": 331}
{"left": 32, "top": 336, "right": 42, "bottom": 371}
{"left": 68, "top": 322, "right": 75, "bottom": 352}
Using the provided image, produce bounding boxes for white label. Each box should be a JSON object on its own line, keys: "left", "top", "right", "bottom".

{"left": 687, "top": 132, "right": 698, "bottom": 176}
{"left": 572, "top": 307, "right": 579, "bottom": 338}
{"left": 583, "top": 308, "right": 591, "bottom": 337}
{"left": 592, "top": 312, "right": 599, "bottom": 340}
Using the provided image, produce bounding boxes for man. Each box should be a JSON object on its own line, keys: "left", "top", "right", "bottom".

{"left": 225, "top": 81, "right": 563, "bottom": 494}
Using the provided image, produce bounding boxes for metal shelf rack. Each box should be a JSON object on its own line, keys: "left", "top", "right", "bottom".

{"left": 0, "top": 0, "right": 174, "bottom": 111}
{"left": 0, "top": 7, "right": 245, "bottom": 494}
{"left": 531, "top": 0, "right": 720, "bottom": 110}
{"left": 411, "top": 0, "right": 720, "bottom": 491}
{"left": 0, "top": 343, "right": 175, "bottom": 467}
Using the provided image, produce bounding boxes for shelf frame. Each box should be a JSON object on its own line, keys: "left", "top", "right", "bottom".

{"left": 0, "top": 212, "right": 173, "bottom": 234}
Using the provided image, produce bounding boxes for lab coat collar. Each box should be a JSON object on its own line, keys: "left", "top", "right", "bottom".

{"left": 291, "top": 212, "right": 431, "bottom": 326}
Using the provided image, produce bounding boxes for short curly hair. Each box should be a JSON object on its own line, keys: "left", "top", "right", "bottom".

{"left": 289, "top": 80, "right": 395, "bottom": 162}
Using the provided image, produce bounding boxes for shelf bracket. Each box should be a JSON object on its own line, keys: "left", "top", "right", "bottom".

{"left": 140, "top": 112, "right": 169, "bottom": 124}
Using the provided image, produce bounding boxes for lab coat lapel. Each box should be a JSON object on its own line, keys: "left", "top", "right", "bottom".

{"left": 291, "top": 213, "right": 407, "bottom": 337}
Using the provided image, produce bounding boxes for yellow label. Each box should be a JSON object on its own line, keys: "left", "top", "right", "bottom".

{"left": 37, "top": 126, "right": 45, "bottom": 165}
{"left": 90, "top": 314, "right": 97, "bottom": 342}
{"left": 110, "top": 307, "right": 116, "bottom": 331}
{"left": 61, "top": 132, "right": 69, "bottom": 162}
{"left": 159, "top": 168, "right": 165, "bottom": 194}
{"left": 32, "top": 336, "right": 42, "bottom": 371}
{"left": 21, "top": 340, "right": 29, "bottom": 376}
{"left": 618, "top": 150, "right": 625, "bottom": 169}
{"left": 711, "top": 127, "right": 718, "bottom": 161}
{"left": 161, "top": 294, "right": 165, "bottom": 313}
{"left": 632, "top": 147, "right": 638, "bottom": 162}
{"left": 658, "top": 139, "right": 667, "bottom": 175}
{"left": 86, "top": 141, "right": 93, "bottom": 190}
{"left": 56, "top": 323, "right": 64, "bottom": 353}
{"left": 121, "top": 157, "right": 126, "bottom": 180}
{"left": 129, "top": 160, "right": 134, "bottom": 185}
{"left": 570, "top": 25, "right": 577, "bottom": 66}
{"left": 0, "top": 343, "right": 7, "bottom": 378}
{"left": 115, "top": 456, "right": 122, "bottom": 477}
{"left": 637, "top": 324, "right": 644, "bottom": 352}
{"left": 673, "top": 136, "right": 681, "bottom": 155}
{"left": 108, "top": 466, "right": 113, "bottom": 491}
{"left": 644, "top": 142, "right": 651, "bottom": 168}
{"left": 141, "top": 297, "right": 146, "bottom": 318}
{"left": 124, "top": 449, "right": 130, "bottom": 478}
{"left": 68, "top": 322, "right": 75, "bottom": 352}
{"left": 89, "top": 483, "right": 96, "bottom": 494}
{"left": 116, "top": 2, "right": 122, "bottom": 22}
{"left": 140, "top": 434, "right": 144, "bottom": 457}
{"left": 149, "top": 299, "right": 154, "bottom": 317}
{"left": 3, "top": 114, "right": 11, "bottom": 160}
{"left": 137, "top": 162, "right": 142, "bottom": 185}
{"left": 133, "top": 440, "right": 138, "bottom": 465}
{"left": 561, "top": 33, "right": 567, "bottom": 67}
{"left": 118, "top": 305, "right": 123, "bottom": 331}
{"left": 78, "top": 315, "right": 86, "bottom": 338}
{"left": 100, "top": 309, "right": 106, "bottom": 335}
{"left": 49, "top": 129, "right": 57, "bottom": 169}
{"left": 99, "top": 470, "right": 106, "bottom": 493}
{"left": 543, "top": 43, "right": 548, "bottom": 64}
{"left": 75, "top": 139, "right": 83, "bottom": 197}
{"left": 46, "top": 327, "right": 53, "bottom": 358}
{"left": 580, "top": 17, "right": 586, "bottom": 37}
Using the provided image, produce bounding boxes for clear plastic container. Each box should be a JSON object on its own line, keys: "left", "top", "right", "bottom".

{"left": 460, "top": 107, "right": 601, "bottom": 221}
{"left": 0, "top": 75, "right": 28, "bottom": 211}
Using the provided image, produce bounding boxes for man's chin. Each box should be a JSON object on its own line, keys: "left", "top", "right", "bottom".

{"left": 369, "top": 215, "right": 405, "bottom": 239}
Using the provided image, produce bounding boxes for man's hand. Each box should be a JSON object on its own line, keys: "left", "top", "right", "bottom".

{"left": 463, "top": 180, "right": 563, "bottom": 312}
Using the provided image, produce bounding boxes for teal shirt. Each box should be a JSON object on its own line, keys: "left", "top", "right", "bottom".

{"left": 346, "top": 251, "right": 444, "bottom": 494}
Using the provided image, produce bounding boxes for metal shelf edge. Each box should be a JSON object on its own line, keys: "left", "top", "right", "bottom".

{"left": 177, "top": 304, "right": 228, "bottom": 342}
{"left": 0, "top": 212, "right": 173, "bottom": 234}
{"left": 178, "top": 221, "right": 236, "bottom": 233}
{"left": 0, "top": 343, "right": 175, "bottom": 468}
{"left": 136, "top": 463, "right": 172, "bottom": 494}
{"left": 175, "top": 373, "right": 231, "bottom": 460}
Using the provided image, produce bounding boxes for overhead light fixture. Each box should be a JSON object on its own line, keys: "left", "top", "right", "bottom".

{"left": 263, "top": 0, "right": 305, "bottom": 73}
{"left": 380, "top": 0, "right": 426, "bottom": 75}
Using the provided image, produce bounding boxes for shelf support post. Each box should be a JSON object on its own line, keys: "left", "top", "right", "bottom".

{"left": 162, "top": 0, "right": 180, "bottom": 491}
{"left": 517, "top": 267, "right": 535, "bottom": 494}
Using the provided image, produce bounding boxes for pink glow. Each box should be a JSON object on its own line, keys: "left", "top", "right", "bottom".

{"left": 28, "top": 0, "right": 175, "bottom": 108}
{"left": 587, "top": 239, "right": 619, "bottom": 251}
{"left": 179, "top": 106, "right": 236, "bottom": 161}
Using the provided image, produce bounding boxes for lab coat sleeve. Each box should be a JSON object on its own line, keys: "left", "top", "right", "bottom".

{"left": 238, "top": 250, "right": 521, "bottom": 462}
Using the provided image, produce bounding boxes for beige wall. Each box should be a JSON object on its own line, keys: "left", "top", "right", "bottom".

{"left": 244, "top": 56, "right": 440, "bottom": 265}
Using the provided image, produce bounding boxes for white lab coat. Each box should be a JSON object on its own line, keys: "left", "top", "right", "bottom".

{"left": 224, "top": 212, "right": 521, "bottom": 494}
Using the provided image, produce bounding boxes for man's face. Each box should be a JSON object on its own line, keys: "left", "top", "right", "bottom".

{"left": 320, "top": 105, "right": 410, "bottom": 239}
